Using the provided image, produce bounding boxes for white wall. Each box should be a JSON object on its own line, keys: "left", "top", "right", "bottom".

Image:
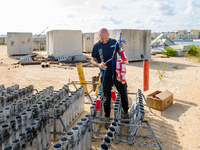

{"left": 47, "top": 30, "right": 82, "bottom": 57}
{"left": 82, "top": 33, "right": 94, "bottom": 52}
{"left": 7, "top": 32, "right": 32, "bottom": 55}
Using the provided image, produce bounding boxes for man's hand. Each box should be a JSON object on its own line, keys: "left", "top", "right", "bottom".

{"left": 98, "top": 62, "right": 107, "bottom": 70}
{"left": 91, "top": 58, "right": 107, "bottom": 70}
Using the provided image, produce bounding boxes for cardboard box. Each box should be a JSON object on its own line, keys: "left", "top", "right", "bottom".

{"left": 146, "top": 90, "right": 173, "bottom": 111}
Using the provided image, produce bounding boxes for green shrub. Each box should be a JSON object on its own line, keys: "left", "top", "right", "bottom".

{"left": 162, "top": 47, "right": 177, "bottom": 56}
{"left": 188, "top": 45, "right": 200, "bottom": 57}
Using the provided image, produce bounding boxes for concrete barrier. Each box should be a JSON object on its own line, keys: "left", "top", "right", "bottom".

{"left": 94, "top": 29, "right": 151, "bottom": 61}
{"left": 82, "top": 33, "right": 94, "bottom": 53}
{"left": 7, "top": 32, "right": 32, "bottom": 55}
{"left": 46, "top": 30, "right": 83, "bottom": 57}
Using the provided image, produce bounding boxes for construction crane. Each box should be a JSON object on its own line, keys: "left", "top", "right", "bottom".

{"left": 37, "top": 27, "right": 48, "bottom": 37}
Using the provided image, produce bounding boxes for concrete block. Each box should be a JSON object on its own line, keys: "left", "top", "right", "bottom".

{"left": 46, "top": 30, "right": 82, "bottom": 57}
{"left": 73, "top": 55, "right": 87, "bottom": 61}
{"left": 7, "top": 32, "right": 32, "bottom": 55}
{"left": 82, "top": 33, "right": 94, "bottom": 52}
{"left": 176, "top": 50, "right": 185, "bottom": 57}
{"left": 94, "top": 29, "right": 151, "bottom": 61}
{"left": 32, "top": 37, "right": 46, "bottom": 51}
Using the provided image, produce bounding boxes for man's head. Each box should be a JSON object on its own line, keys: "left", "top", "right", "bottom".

{"left": 98, "top": 28, "right": 109, "bottom": 44}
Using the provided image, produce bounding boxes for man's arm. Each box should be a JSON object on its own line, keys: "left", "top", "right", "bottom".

{"left": 91, "top": 57, "right": 107, "bottom": 70}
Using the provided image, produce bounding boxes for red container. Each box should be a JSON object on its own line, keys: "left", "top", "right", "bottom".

{"left": 116, "top": 59, "right": 121, "bottom": 73}
{"left": 116, "top": 72, "right": 121, "bottom": 81}
{"left": 121, "top": 75, "right": 126, "bottom": 84}
{"left": 111, "top": 89, "right": 117, "bottom": 101}
{"left": 120, "top": 50, "right": 128, "bottom": 64}
{"left": 96, "top": 99, "right": 101, "bottom": 112}
{"left": 120, "top": 61, "right": 126, "bottom": 75}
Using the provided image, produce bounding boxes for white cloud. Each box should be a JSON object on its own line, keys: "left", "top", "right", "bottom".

{"left": 67, "top": 14, "right": 79, "bottom": 18}
{"left": 0, "top": 0, "right": 200, "bottom": 34}
{"left": 133, "top": 18, "right": 141, "bottom": 23}
{"left": 101, "top": 5, "right": 112, "bottom": 11}
{"left": 184, "top": 0, "right": 200, "bottom": 16}
{"left": 154, "top": 2, "right": 176, "bottom": 15}
{"left": 147, "top": 16, "right": 165, "bottom": 23}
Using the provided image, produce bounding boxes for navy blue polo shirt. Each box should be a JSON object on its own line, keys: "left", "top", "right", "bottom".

{"left": 92, "top": 38, "right": 119, "bottom": 76}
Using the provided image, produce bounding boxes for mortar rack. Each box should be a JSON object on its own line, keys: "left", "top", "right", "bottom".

{"left": 90, "top": 89, "right": 162, "bottom": 150}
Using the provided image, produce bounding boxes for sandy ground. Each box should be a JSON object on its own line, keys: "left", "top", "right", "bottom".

{"left": 0, "top": 45, "right": 200, "bottom": 150}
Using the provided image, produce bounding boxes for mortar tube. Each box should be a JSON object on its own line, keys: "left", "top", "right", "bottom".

{"left": 17, "top": 90, "right": 22, "bottom": 101}
{"left": 21, "top": 113, "right": 27, "bottom": 131}
{"left": 2, "top": 124, "right": 10, "bottom": 148}
{"left": 26, "top": 109, "right": 32, "bottom": 121}
{"left": 80, "top": 118, "right": 87, "bottom": 150}
{"left": 27, "top": 96, "right": 32, "bottom": 107}
{"left": 32, "top": 105, "right": 38, "bottom": 119}
{"left": 25, "top": 127, "right": 32, "bottom": 150}
{"left": 4, "top": 108, "right": 11, "bottom": 122}
{"left": 0, "top": 111, "right": 4, "bottom": 124}
{"left": 113, "top": 107, "right": 119, "bottom": 119}
{"left": 11, "top": 104, "right": 17, "bottom": 116}
{"left": 65, "top": 98, "right": 70, "bottom": 127}
{"left": 3, "top": 146, "right": 13, "bottom": 150}
{"left": 58, "top": 103, "right": 64, "bottom": 116}
{"left": 9, "top": 120, "right": 16, "bottom": 141}
{"left": 99, "top": 143, "right": 109, "bottom": 150}
{"left": 32, "top": 95, "right": 36, "bottom": 103}
{"left": 42, "top": 100, "right": 47, "bottom": 110}
{"left": 35, "top": 117, "right": 41, "bottom": 131}
{"left": 18, "top": 133, "right": 26, "bottom": 150}
{"left": 70, "top": 94, "right": 75, "bottom": 121}
{"left": 15, "top": 116, "right": 22, "bottom": 134}
{"left": 60, "top": 137, "right": 68, "bottom": 150}
{"left": 11, "top": 139, "right": 20, "bottom": 150}
{"left": 61, "top": 101, "right": 67, "bottom": 128}
{"left": 85, "top": 114, "right": 91, "bottom": 150}
{"left": 45, "top": 97, "right": 50, "bottom": 109}
{"left": 76, "top": 122, "right": 83, "bottom": 150}
{"left": 8, "top": 94, "right": 13, "bottom": 103}
{"left": 39, "top": 114, "right": 46, "bottom": 149}
{"left": 66, "top": 132, "right": 74, "bottom": 150}
{"left": 67, "top": 98, "right": 72, "bottom": 124}
{"left": 106, "top": 132, "right": 114, "bottom": 140}
{"left": 103, "top": 137, "right": 111, "bottom": 148}
{"left": 53, "top": 143, "right": 61, "bottom": 150}
{"left": 30, "top": 124, "right": 38, "bottom": 150}
{"left": 3, "top": 96, "right": 8, "bottom": 107}
{"left": 49, "top": 86, "right": 54, "bottom": 95}
{"left": 110, "top": 122, "right": 118, "bottom": 131}
{"left": 35, "top": 118, "right": 42, "bottom": 150}
{"left": 13, "top": 92, "right": 18, "bottom": 102}
{"left": 72, "top": 127, "right": 79, "bottom": 150}
{"left": 17, "top": 101, "right": 23, "bottom": 113}
{"left": 29, "top": 122, "right": 37, "bottom": 136}
{"left": 90, "top": 106, "right": 95, "bottom": 117}
{"left": 44, "top": 110, "right": 50, "bottom": 148}
{"left": 49, "top": 95, "right": 54, "bottom": 103}
{"left": 22, "top": 99, "right": 27, "bottom": 110}
{"left": 108, "top": 126, "right": 116, "bottom": 135}
{"left": 137, "top": 111, "right": 145, "bottom": 120}
{"left": 35, "top": 93, "right": 40, "bottom": 102}
{"left": 37, "top": 102, "right": 43, "bottom": 114}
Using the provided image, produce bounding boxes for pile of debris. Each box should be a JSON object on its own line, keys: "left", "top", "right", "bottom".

{"left": 16, "top": 53, "right": 93, "bottom": 68}
{"left": 151, "top": 34, "right": 190, "bottom": 57}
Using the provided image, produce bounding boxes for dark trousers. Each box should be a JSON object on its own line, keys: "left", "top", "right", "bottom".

{"left": 102, "top": 76, "right": 129, "bottom": 118}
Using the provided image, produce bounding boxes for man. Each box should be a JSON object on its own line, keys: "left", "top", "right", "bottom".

{"left": 91, "top": 28, "right": 129, "bottom": 129}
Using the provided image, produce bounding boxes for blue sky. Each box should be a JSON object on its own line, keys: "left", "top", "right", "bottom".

{"left": 0, "top": 0, "right": 200, "bottom": 35}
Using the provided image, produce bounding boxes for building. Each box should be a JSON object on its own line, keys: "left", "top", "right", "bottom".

{"left": 175, "top": 29, "right": 199, "bottom": 39}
